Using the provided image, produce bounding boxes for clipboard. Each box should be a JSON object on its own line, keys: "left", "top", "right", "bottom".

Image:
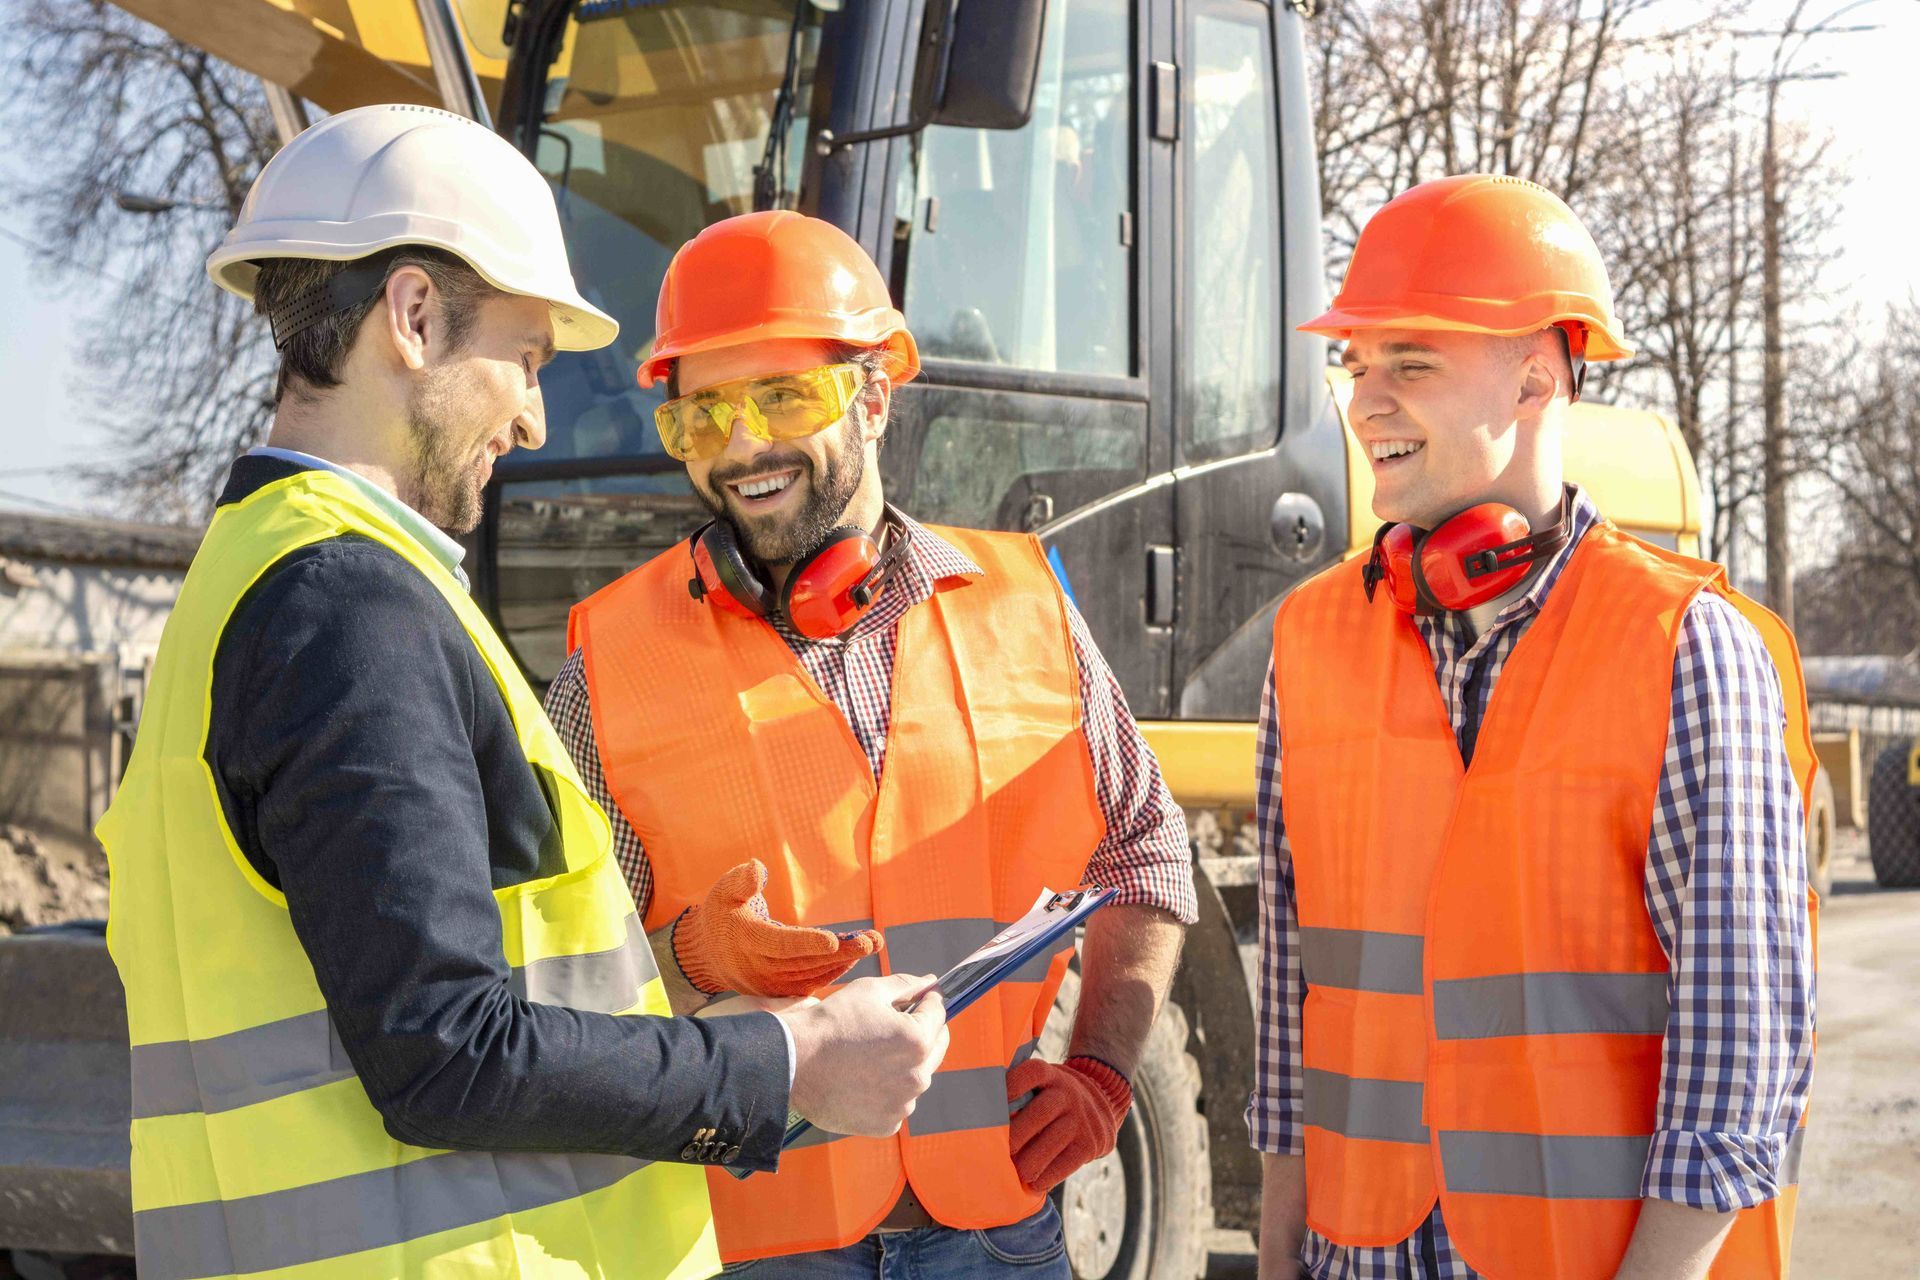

{"left": 724, "top": 885, "right": 1116, "bottom": 1178}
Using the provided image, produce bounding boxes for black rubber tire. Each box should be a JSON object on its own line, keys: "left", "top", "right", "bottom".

{"left": 1868, "top": 742, "right": 1920, "bottom": 888}
{"left": 1807, "top": 766, "right": 1836, "bottom": 900}
{"left": 1041, "top": 968, "right": 1210, "bottom": 1280}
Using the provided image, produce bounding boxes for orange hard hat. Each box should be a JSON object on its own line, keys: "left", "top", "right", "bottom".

{"left": 1301, "top": 174, "right": 1633, "bottom": 361}
{"left": 639, "top": 210, "right": 920, "bottom": 389}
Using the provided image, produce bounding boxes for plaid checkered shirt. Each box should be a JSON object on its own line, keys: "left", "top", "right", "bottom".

{"left": 1246, "top": 487, "right": 1815, "bottom": 1279}
{"left": 545, "top": 513, "right": 1198, "bottom": 930}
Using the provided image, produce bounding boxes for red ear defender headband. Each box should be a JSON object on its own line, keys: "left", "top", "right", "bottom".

{"left": 1362, "top": 492, "right": 1572, "bottom": 616}
{"left": 687, "top": 511, "right": 912, "bottom": 640}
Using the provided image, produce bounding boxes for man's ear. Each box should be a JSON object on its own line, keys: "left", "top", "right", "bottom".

{"left": 860, "top": 370, "right": 893, "bottom": 446}
{"left": 381, "top": 266, "right": 435, "bottom": 372}
{"left": 1516, "top": 342, "right": 1561, "bottom": 417}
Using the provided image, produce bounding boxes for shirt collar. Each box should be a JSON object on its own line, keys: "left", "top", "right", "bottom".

{"left": 892, "top": 510, "right": 984, "bottom": 588}
{"left": 246, "top": 446, "right": 470, "bottom": 583}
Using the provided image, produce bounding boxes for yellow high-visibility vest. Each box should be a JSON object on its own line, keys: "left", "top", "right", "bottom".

{"left": 98, "top": 469, "right": 719, "bottom": 1280}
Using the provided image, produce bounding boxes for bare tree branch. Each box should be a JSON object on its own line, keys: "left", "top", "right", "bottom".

{"left": 1, "top": 0, "right": 278, "bottom": 522}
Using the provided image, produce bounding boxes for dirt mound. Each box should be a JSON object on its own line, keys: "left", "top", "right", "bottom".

{"left": 0, "top": 825, "right": 108, "bottom": 933}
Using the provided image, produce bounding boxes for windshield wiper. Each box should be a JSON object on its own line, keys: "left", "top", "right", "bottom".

{"left": 752, "top": 3, "right": 811, "bottom": 211}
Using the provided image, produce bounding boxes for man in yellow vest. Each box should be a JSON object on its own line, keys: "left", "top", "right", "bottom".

{"left": 1250, "top": 175, "right": 1817, "bottom": 1280}
{"left": 548, "top": 210, "right": 1198, "bottom": 1274}
{"left": 99, "top": 106, "right": 949, "bottom": 1280}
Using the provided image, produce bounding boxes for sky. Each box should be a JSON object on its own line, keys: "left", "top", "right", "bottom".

{"left": 1, "top": 0, "right": 1915, "bottom": 518}
{"left": 0, "top": 224, "right": 87, "bottom": 515}
{"left": 1756, "top": 0, "right": 1920, "bottom": 322}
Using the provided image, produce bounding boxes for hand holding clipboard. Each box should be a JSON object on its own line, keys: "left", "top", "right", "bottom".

{"left": 728, "top": 885, "right": 1116, "bottom": 1176}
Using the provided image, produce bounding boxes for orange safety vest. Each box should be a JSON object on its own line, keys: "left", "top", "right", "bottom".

{"left": 568, "top": 525, "right": 1107, "bottom": 1262}
{"left": 1273, "top": 522, "right": 1815, "bottom": 1280}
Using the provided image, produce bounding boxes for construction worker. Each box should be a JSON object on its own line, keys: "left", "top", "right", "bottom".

{"left": 548, "top": 210, "right": 1198, "bottom": 1275}
{"left": 1249, "top": 175, "right": 1817, "bottom": 1280}
{"left": 97, "top": 106, "right": 947, "bottom": 1280}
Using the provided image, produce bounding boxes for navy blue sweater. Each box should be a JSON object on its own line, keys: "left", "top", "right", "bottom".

{"left": 203, "top": 455, "right": 788, "bottom": 1169}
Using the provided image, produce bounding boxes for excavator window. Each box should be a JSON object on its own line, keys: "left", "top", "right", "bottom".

{"left": 1181, "top": 1, "right": 1283, "bottom": 463}
{"left": 490, "top": 0, "right": 832, "bottom": 682}
{"left": 892, "top": 0, "right": 1134, "bottom": 378}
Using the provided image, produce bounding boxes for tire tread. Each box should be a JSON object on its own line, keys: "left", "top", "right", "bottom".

{"left": 1869, "top": 742, "right": 1920, "bottom": 887}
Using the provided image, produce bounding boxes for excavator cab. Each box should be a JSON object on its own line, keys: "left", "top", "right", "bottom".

{"left": 473, "top": 0, "right": 1349, "bottom": 724}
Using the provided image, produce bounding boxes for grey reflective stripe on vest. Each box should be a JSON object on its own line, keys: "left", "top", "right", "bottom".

{"left": 1300, "top": 928, "right": 1424, "bottom": 996}
{"left": 130, "top": 1009, "right": 353, "bottom": 1120}
{"left": 1302, "top": 1068, "right": 1429, "bottom": 1144}
{"left": 134, "top": 1149, "right": 650, "bottom": 1280}
{"left": 831, "top": 918, "right": 1075, "bottom": 987}
{"left": 1432, "top": 971, "right": 1668, "bottom": 1040}
{"left": 508, "top": 912, "right": 655, "bottom": 1012}
{"left": 1441, "top": 1125, "right": 1808, "bottom": 1201}
{"left": 130, "top": 915, "right": 654, "bottom": 1120}
{"left": 910, "top": 1063, "right": 1018, "bottom": 1137}
{"left": 820, "top": 918, "right": 884, "bottom": 984}
{"left": 890, "top": 918, "right": 1074, "bottom": 983}
{"left": 1441, "top": 1131, "right": 1650, "bottom": 1200}
{"left": 787, "top": 1038, "right": 1040, "bottom": 1152}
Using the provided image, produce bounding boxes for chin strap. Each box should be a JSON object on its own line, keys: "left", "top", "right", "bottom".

{"left": 266, "top": 250, "right": 404, "bottom": 350}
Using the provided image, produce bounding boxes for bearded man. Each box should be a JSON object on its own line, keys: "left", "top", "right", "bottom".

{"left": 550, "top": 211, "right": 1197, "bottom": 1274}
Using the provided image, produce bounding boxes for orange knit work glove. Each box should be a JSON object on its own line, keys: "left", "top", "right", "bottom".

{"left": 1006, "top": 1055, "right": 1133, "bottom": 1194}
{"left": 671, "top": 859, "right": 884, "bottom": 998}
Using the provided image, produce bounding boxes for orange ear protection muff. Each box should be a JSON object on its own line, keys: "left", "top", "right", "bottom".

{"left": 1362, "top": 491, "right": 1571, "bottom": 616}
{"left": 686, "top": 510, "right": 912, "bottom": 640}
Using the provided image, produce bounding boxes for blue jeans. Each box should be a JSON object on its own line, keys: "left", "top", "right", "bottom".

{"left": 719, "top": 1200, "right": 1071, "bottom": 1278}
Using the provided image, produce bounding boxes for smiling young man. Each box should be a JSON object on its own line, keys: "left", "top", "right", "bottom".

{"left": 549, "top": 210, "right": 1197, "bottom": 1276}
{"left": 99, "top": 107, "right": 948, "bottom": 1280}
{"left": 1249, "top": 176, "right": 1818, "bottom": 1280}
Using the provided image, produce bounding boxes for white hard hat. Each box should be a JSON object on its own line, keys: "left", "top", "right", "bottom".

{"left": 207, "top": 103, "right": 617, "bottom": 351}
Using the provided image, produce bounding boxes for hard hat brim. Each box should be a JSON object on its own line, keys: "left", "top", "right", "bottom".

{"left": 1299, "top": 302, "right": 1634, "bottom": 362}
{"left": 207, "top": 217, "right": 619, "bottom": 353}
{"left": 637, "top": 317, "right": 920, "bottom": 389}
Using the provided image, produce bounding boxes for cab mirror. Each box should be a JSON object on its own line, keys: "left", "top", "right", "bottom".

{"left": 919, "top": 0, "right": 1049, "bottom": 131}
{"left": 817, "top": 0, "right": 1048, "bottom": 155}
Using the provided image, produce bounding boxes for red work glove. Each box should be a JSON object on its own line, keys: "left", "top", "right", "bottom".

{"left": 672, "top": 859, "right": 884, "bottom": 998}
{"left": 1006, "top": 1055, "right": 1133, "bottom": 1193}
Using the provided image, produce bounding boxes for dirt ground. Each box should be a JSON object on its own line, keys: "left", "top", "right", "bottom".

{"left": 1206, "top": 828, "right": 1920, "bottom": 1278}
{"left": 1790, "top": 831, "right": 1920, "bottom": 1274}
{"left": 0, "top": 825, "right": 107, "bottom": 933}
{"left": 3, "top": 823, "right": 1912, "bottom": 1274}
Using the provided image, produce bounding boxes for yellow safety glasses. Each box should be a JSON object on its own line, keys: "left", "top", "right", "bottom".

{"left": 654, "top": 362, "right": 866, "bottom": 462}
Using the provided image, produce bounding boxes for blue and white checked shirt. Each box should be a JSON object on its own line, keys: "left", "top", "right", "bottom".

{"left": 1246, "top": 487, "right": 1815, "bottom": 1279}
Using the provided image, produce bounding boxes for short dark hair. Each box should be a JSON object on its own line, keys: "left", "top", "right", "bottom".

{"left": 252, "top": 247, "right": 498, "bottom": 403}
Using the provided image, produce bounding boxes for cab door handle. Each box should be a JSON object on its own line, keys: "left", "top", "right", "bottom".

{"left": 1147, "top": 545, "right": 1176, "bottom": 625}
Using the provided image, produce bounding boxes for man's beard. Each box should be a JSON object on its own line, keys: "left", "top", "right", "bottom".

{"left": 399, "top": 370, "right": 490, "bottom": 534}
{"left": 697, "top": 417, "right": 866, "bottom": 566}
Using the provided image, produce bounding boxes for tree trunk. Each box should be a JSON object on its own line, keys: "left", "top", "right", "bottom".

{"left": 1761, "top": 81, "right": 1794, "bottom": 626}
